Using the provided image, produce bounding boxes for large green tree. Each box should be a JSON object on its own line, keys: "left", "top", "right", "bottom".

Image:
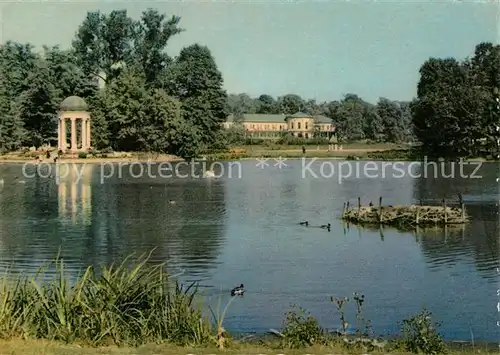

{"left": 18, "top": 61, "right": 59, "bottom": 148}
{"left": 325, "top": 94, "right": 370, "bottom": 142}
{"left": 411, "top": 43, "right": 499, "bottom": 158}
{"left": 166, "top": 44, "right": 228, "bottom": 150}
{"left": 256, "top": 94, "right": 279, "bottom": 114}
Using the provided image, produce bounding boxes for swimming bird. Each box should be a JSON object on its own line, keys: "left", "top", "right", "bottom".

{"left": 299, "top": 221, "right": 308, "bottom": 226}
{"left": 320, "top": 223, "right": 331, "bottom": 231}
{"left": 230, "top": 284, "right": 244, "bottom": 296}
{"left": 169, "top": 200, "right": 176, "bottom": 204}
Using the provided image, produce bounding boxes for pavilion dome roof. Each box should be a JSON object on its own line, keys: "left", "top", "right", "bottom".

{"left": 60, "top": 96, "right": 88, "bottom": 111}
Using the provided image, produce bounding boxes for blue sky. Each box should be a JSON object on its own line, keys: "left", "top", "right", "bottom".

{"left": 0, "top": 0, "right": 497, "bottom": 103}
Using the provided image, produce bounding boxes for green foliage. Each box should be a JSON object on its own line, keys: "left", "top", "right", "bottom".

{"left": 218, "top": 124, "right": 246, "bottom": 147}
{"left": 277, "top": 135, "right": 329, "bottom": 146}
{"left": 0, "top": 253, "right": 212, "bottom": 346}
{"left": 400, "top": 309, "right": 446, "bottom": 355}
{"left": 0, "top": 9, "right": 226, "bottom": 160}
{"left": 17, "top": 61, "right": 59, "bottom": 148}
{"left": 412, "top": 43, "right": 500, "bottom": 158}
{"left": 280, "top": 305, "right": 324, "bottom": 349}
{"left": 366, "top": 148, "right": 420, "bottom": 161}
{"left": 0, "top": 16, "right": 495, "bottom": 161}
{"left": 99, "top": 69, "right": 150, "bottom": 152}
{"left": 331, "top": 296, "right": 350, "bottom": 335}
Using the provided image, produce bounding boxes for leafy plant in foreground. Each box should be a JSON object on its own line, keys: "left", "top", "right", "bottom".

{"left": 353, "top": 292, "right": 372, "bottom": 337}
{"left": 331, "top": 296, "right": 349, "bottom": 335}
{"left": 401, "top": 309, "right": 446, "bottom": 355}
{"left": 0, "top": 252, "right": 213, "bottom": 346}
{"left": 280, "top": 305, "right": 324, "bottom": 349}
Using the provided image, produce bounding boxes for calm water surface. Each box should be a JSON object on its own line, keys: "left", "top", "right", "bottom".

{"left": 0, "top": 160, "right": 498, "bottom": 341}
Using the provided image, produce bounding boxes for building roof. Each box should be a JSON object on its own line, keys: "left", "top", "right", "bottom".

{"left": 226, "top": 112, "right": 333, "bottom": 124}
{"left": 313, "top": 115, "right": 332, "bottom": 123}
{"left": 60, "top": 96, "right": 88, "bottom": 111}
{"left": 227, "top": 114, "right": 286, "bottom": 123}
{"left": 287, "top": 112, "right": 313, "bottom": 118}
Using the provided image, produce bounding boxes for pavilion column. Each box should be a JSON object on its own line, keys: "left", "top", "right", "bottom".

{"left": 81, "top": 118, "right": 87, "bottom": 151}
{"left": 61, "top": 118, "right": 67, "bottom": 151}
{"left": 86, "top": 119, "right": 91, "bottom": 148}
{"left": 70, "top": 117, "right": 77, "bottom": 153}
{"left": 57, "top": 119, "right": 61, "bottom": 149}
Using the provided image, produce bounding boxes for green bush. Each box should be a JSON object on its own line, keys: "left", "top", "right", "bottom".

{"left": 244, "top": 138, "right": 265, "bottom": 145}
{"left": 400, "top": 309, "right": 446, "bottom": 354}
{"left": 280, "top": 305, "right": 324, "bottom": 349}
{"left": 273, "top": 133, "right": 330, "bottom": 146}
{"left": 77, "top": 152, "right": 87, "bottom": 159}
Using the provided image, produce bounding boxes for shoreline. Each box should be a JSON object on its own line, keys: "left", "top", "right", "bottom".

{"left": 0, "top": 155, "right": 495, "bottom": 164}
{"left": 1, "top": 144, "right": 496, "bottom": 164}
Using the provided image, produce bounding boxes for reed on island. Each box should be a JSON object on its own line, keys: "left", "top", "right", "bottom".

{"left": 341, "top": 194, "right": 468, "bottom": 228}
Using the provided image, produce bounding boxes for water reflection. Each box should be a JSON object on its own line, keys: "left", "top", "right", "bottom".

{"left": 0, "top": 163, "right": 227, "bottom": 282}
{"left": 411, "top": 162, "right": 499, "bottom": 282}
{"left": 58, "top": 165, "right": 92, "bottom": 225}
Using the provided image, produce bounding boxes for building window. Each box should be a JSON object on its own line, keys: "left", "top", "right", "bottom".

{"left": 298, "top": 122, "right": 301, "bottom": 129}
{"left": 291, "top": 123, "right": 294, "bottom": 129}
{"left": 305, "top": 133, "right": 309, "bottom": 139}
{"left": 252, "top": 124, "right": 255, "bottom": 129}
{"left": 305, "top": 122, "right": 308, "bottom": 130}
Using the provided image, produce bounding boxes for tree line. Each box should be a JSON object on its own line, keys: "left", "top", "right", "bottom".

{"left": 0, "top": 7, "right": 497, "bottom": 160}
{"left": 227, "top": 93, "right": 413, "bottom": 144}
{"left": 411, "top": 42, "right": 500, "bottom": 159}
{"left": 226, "top": 42, "right": 500, "bottom": 159}
{"left": 0, "top": 9, "right": 227, "bottom": 160}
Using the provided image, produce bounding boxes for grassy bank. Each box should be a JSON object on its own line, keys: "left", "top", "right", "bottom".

{"left": 207, "top": 143, "right": 412, "bottom": 161}
{"left": 0, "top": 143, "right": 403, "bottom": 163}
{"left": 0, "top": 339, "right": 496, "bottom": 355}
{"left": 0, "top": 150, "right": 182, "bottom": 164}
{"left": 0, "top": 252, "right": 492, "bottom": 355}
{"left": 1, "top": 143, "right": 497, "bottom": 163}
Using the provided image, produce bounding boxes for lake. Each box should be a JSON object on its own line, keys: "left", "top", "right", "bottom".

{"left": 0, "top": 159, "right": 498, "bottom": 341}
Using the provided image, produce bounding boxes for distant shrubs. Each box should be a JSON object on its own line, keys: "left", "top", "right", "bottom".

{"left": 276, "top": 135, "right": 330, "bottom": 146}
{"left": 366, "top": 148, "right": 420, "bottom": 161}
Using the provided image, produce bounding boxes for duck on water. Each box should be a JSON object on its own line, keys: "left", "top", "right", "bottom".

{"left": 298, "top": 221, "right": 330, "bottom": 231}
{"left": 230, "top": 284, "right": 244, "bottom": 296}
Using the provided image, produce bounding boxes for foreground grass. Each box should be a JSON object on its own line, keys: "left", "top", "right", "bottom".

{"left": 0, "top": 252, "right": 213, "bottom": 347}
{"left": 0, "top": 339, "right": 496, "bottom": 355}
